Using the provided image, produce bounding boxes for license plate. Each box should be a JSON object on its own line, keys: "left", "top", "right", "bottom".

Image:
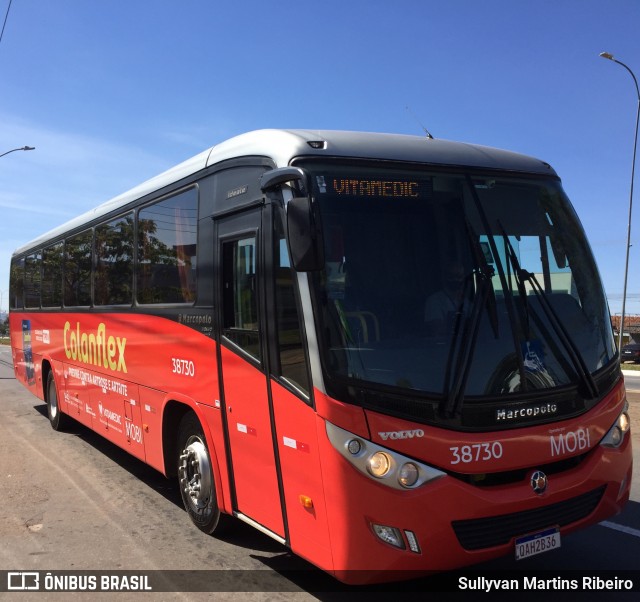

{"left": 515, "top": 527, "right": 561, "bottom": 560}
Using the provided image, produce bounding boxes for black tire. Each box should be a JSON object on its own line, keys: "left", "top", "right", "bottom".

{"left": 46, "top": 370, "right": 69, "bottom": 431}
{"left": 176, "top": 412, "right": 231, "bottom": 535}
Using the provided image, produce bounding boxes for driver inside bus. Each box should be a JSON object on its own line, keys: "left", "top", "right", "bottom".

{"left": 424, "top": 261, "right": 468, "bottom": 336}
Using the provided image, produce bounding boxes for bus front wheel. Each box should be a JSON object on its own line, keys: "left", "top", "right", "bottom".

{"left": 176, "top": 412, "right": 230, "bottom": 535}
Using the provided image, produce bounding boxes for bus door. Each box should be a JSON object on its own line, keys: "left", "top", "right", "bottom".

{"left": 216, "top": 208, "right": 285, "bottom": 538}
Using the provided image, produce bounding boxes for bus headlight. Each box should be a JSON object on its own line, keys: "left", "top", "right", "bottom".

{"left": 601, "top": 402, "right": 631, "bottom": 448}
{"left": 368, "top": 452, "right": 392, "bottom": 478}
{"left": 325, "top": 421, "right": 445, "bottom": 491}
{"left": 398, "top": 462, "right": 420, "bottom": 488}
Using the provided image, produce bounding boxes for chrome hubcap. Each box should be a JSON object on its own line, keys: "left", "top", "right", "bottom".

{"left": 178, "top": 437, "right": 212, "bottom": 511}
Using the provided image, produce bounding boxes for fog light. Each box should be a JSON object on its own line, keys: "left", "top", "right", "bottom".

{"left": 368, "top": 452, "right": 391, "bottom": 478}
{"left": 404, "top": 530, "right": 421, "bottom": 553}
{"left": 371, "top": 523, "right": 405, "bottom": 549}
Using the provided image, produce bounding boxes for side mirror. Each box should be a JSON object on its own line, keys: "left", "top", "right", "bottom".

{"left": 260, "top": 166, "right": 324, "bottom": 272}
{"left": 287, "top": 196, "right": 324, "bottom": 272}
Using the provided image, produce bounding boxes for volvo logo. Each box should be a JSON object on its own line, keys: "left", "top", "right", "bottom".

{"left": 378, "top": 429, "right": 425, "bottom": 441}
{"left": 530, "top": 470, "right": 548, "bottom": 495}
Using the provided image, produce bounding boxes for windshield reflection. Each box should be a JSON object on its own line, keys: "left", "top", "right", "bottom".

{"left": 308, "top": 165, "right": 616, "bottom": 402}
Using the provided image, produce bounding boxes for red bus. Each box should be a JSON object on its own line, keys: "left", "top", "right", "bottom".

{"left": 9, "top": 130, "right": 632, "bottom": 583}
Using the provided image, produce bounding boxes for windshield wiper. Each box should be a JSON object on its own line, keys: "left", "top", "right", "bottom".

{"left": 498, "top": 225, "right": 532, "bottom": 340}
{"left": 442, "top": 272, "right": 492, "bottom": 418}
{"left": 498, "top": 232, "right": 599, "bottom": 399}
{"left": 465, "top": 178, "right": 530, "bottom": 395}
{"left": 442, "top": 221, "right": 499, "bottom": 418}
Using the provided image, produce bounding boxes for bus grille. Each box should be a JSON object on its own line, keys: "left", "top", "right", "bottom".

{"left": 451, "top": 485, "right": 605, "bottom": 551}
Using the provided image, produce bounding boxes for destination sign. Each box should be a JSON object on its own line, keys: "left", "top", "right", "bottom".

{"left": 331, "top": 178, "right": 421, "bottom": 198}
{"left": 316, "top": 173, "right": 433, "bottom": 199}
{"left": 314, "top": 174, "right": 432, "bottom": 199}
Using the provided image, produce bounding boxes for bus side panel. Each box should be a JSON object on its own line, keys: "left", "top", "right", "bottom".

{"left": 220, "top": 346, "right": 284, "bottom": 536}
{"left": 138, "top": 387, "right": 168, "bottom": 475}
{"left": 271, "top": 382, "right": 333, "bottom": 573}
{"left": 198, "top": 402, "right": 233, "bottom": 516}
{"left": 90, "top": 376, "right": 144, "bottom": 462}
{"left": 9, "top": 315, "right": 39, "bottom": 396}
{"left": 61, "top": 361, "right": 94, "bottom": 429}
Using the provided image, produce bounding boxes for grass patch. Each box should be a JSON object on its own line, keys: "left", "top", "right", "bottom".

{"left": 620, "top": 361, "right": 640, "bottom": 371}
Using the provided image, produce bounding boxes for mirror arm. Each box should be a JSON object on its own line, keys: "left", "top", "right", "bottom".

{"left": 260, "top": 167, "right": 307, "bottom": 193}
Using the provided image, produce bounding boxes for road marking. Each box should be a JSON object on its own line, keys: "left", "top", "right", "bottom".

{"left": 600, "top": 520, "right": 640, "bottom": 539}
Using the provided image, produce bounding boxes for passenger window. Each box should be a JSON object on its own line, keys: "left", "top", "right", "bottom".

{"left": 95, "top": 214, "right": 133, "bottom": 305}
{"left": 9, "top": 256, "right": 25, "bottom": 309}
{"left": 137, "top": 188, "right": 197, "bottom": 304}
{"left": 222, "top": 236, "right": 261, "bottom": 361}
{"left": 64, "top": 230, "right": 92, "bottom": 306}
{"left": 24, "top": 252, "right": 42, "bottom": 308}
{"left": 42, "top": 242, "right": 63, "bottom": 307}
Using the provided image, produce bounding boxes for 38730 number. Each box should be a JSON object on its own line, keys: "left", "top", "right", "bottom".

{"left": 171, "top": 358, "right": 195, "bottom": 377}
{"left": 450, "top": 441, "right": 503, "bottom": 464}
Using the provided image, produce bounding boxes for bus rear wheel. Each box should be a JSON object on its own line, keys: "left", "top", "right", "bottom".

{"left": 46, "top": 370, "right": 69, "bottom": 431}
{"left": 176, "top": 412, "right": 230, "bottom": 535}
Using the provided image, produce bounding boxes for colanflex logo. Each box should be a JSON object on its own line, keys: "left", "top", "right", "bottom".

{"left": 378, "top": 429, "right": 425, "bottom": 441}
{"left": 63, "top": 321, "right": 127, "bottom": 373}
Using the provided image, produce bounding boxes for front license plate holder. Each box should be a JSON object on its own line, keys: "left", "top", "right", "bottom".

{"left": 515, "top": 527, "right": 561, "bottom": 560}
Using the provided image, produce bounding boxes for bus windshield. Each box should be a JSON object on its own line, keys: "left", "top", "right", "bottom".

{"left": 305, "top": 163, "right": 616, "bottom": 409}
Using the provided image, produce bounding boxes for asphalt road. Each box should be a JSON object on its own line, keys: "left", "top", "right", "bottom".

{"left": 1, "top": 345, "right": 639, "bottom": 600}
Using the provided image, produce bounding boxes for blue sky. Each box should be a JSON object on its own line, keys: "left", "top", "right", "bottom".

{"left": 0, "top": 0, "right": 639, "bottom": 315}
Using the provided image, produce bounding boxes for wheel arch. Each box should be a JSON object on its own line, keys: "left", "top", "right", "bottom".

{"left": 161, "top": 399, "right": 225, "bottom": 501}
{"left": 41, "top": 358, "right": 53, "bottom": 402}
{"left": 162, "top": 397, "right": 229, "bottom": 518}
{"left": 162, "top": 400, "right": 193, "bottom": 478}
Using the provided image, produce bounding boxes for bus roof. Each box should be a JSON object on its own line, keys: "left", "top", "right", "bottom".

{"left": 14, "top": 129, "right": 556, "bottom": 256}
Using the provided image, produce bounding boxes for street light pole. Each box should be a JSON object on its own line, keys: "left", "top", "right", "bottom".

{"left": 0, "top": 145, "right": 35, "bottom": 158}
{"left": 600, "top": 52, "right": 640, "bottom": 352}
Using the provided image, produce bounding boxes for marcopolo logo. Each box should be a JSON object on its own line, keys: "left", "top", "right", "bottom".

{"left": 63, "top": 321, "right": 127, "bottom": 374}
{"left": 496, "top": 403, "right": 558, "bottom": 422}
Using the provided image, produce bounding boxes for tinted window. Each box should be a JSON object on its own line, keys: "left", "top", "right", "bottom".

{"left": 24, "top": 252, "right": 41, "bottom": 308}
{"left": 138, "top": 188, "right": 197, "bottom": 304}
{"left": 222, "top": 236, "right": 261, "bottom": 361}
{"left": 9, "top": 256, "right": 24, "bottom": 309}
{"left": 42, "top": 242, "right": 63, "bottom": 307}
{"left": 274, "top": 211, "right": 310, "bottom": 395}
{"left": 310, "top": 164, "right": 615, "bottom": 402}
{"left": 64, "top": 230, "right": 92, "bottom": 306}
{"left": 95, "top": 214, "right": 133, "bottom": 305}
